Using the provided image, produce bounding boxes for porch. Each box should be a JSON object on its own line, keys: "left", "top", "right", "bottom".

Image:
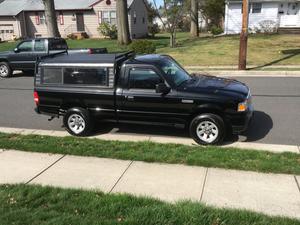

{"left": 278, "top": 2, "right": 300, "bottom": 28}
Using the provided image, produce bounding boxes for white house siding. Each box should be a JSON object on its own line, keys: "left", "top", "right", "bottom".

{"left": 225, "top": 2, "right": 281, "bottom": 34}
{"left": 128, "top": 0, "right": 148, "bottom": 38}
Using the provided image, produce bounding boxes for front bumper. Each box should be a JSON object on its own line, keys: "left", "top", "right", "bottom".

{"left": 230, "top": 104, "right": 254, "bottom": 134}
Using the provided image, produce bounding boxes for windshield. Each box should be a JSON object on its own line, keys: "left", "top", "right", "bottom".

{"left": 157, "top": 56, "right": 191, "bottom": 86}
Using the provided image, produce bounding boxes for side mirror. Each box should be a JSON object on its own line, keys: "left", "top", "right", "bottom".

{"left": 156, "top": 83, "right": 171, "bottom": 94}
{"left": 14, "top": 48, "right": 19, "bottom": 53}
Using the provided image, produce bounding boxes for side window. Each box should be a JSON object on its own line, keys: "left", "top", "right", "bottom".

{"left": 42, "top": 68, "right": 63, "bottom": 84}
{"left": 63, "top": 68, "right": 108, "bottom": 86}
{"left": 18, "top": 41, "right": 32, "bottom": 52}
{"left": 49, "top": 39, "right": 68, "bottom": 51}
{"left": 34, "top": 40, "right": 46, "bottom": 52}
{"left": 129, "top": 68, "right": 163, "bottom": 90}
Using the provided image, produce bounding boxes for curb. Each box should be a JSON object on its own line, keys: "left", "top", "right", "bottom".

{"left": 186, "top": 70, "right": 300, "bottom": 77}
{"left": 0, "top": 127, "right": 299, "bottom": 154}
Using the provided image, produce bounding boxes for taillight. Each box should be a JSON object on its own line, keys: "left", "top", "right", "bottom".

{"left": 34, "top": 91, "right": 39, "bottom": 105}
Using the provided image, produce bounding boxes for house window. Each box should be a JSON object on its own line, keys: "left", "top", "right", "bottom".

{"left": 99, "top": 11, "right": 116, "bottom": 25}
{"left": 57, "top": 12, "right": 64, "bottom": 25}
{"left": 133, "top": 11, "right": 137, "bottom": 24}
{"left": 252, "top": 3, "right": 262, "bottom": 13}
{"left": 36, "top": 12, "right": 46, "bottom": 25}
{"left": 142, "top": 17, "right": 145, "bottom": 24}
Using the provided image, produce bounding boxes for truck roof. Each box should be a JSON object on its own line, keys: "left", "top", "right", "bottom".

{"left": 40, "top": 52, "right": 134, "bottom": 66}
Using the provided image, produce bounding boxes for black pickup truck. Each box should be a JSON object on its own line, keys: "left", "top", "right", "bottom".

{"left": 0, "top": 37, "right": 106, "bottom": 78}
{"left": 34, "top": 52, "right": 253, "bottom": 145}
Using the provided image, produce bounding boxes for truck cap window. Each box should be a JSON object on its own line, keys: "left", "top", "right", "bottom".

{"left": 63, "top": 68, "right": 108, "bottom": 86}
{"left": 42, "top": 68, "right": 62, "bottom": 84}
{"left": 129, "top": 68, "right": 163, "bottom": 89}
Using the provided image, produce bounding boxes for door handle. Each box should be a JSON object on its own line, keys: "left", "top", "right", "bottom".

{"left": 126, "top": 96, "right": 134, "bottom": 101}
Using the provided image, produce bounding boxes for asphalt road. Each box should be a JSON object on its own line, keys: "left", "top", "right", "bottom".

{"left": 0, "top": 74, "right": 299, "bottom": 146}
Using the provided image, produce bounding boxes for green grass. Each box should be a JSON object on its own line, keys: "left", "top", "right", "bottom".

{"left": 0, "top": 132, "right": 299, "bottom": 175}
{"left": 1, "top": 33, "right": 300, "bottom": 67}
{"left": 1, "top": 184, "right": 299, "bottom": 225}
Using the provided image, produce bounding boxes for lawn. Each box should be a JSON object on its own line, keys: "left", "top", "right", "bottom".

{"left": 1, "top": 33, "right": 300, "bottom": 67}
{"left": 0, "top": 132, "right": 299, "bottom": 175}
{"left": 1, "top": 184, "right": 299, "bottom": 225}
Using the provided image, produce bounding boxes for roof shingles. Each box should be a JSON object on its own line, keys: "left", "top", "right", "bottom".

{"left": 0, "top": 0, "right": 136, "bottom": 16}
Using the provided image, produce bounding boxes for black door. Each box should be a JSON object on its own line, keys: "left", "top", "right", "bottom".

{"left": 76, "top": 13, "right": 85, "bottom": 31}
{"left": 8, "top": 40, "right": 35, "bottom": 70}
{"left": 117, "top": 66, "right": 186, "bottom": 125}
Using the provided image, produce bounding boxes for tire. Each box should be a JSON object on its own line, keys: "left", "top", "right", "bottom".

{"left": 63, "top": 108, "right": 94, "bottom": 137}
{"left": 0, "top": 62, "right": 12, "bottom": 78}
{"left": 190, "top": 113, "right": 225, "bottom": 145}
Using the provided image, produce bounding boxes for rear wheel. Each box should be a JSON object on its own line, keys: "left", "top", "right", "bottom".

{"left": 63, "top": 108, "right": 93, "bottom": 136}
{"left": 190, "top": 113, "right": 225, "bottom": 145}
{"left": 0, "top": 62, "right": 12, "bottom": 78}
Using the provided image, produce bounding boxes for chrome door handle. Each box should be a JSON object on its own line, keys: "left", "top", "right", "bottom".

{"left": 126, "top": 96, "right": 134, "bottom": 101}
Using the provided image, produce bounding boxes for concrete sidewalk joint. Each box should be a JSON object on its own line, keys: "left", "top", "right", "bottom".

{"left": 199, "top": 168, "right": 208, "bottom": 202}
{"left": 109, "top": 161, "right": 134, "bottom": 193}
{"left": 26, "top": 155, "right": 66, "bottom": 184}
{"left": 294, "top": 176, "right": 300, "bottom": 194}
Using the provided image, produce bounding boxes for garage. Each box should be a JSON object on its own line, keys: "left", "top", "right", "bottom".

{"left": 0, "top": 24, "right": 14, "bottom": 41}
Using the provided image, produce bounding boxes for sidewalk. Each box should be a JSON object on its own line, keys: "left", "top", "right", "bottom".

{"left": 1, "top": 149, "right": 299, "bottom": 219}
{"left": 0, "top": 126, "right": 299, "bottom": 154}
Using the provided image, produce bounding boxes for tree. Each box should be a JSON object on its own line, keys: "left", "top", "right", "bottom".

{"left": 190, "top": 0, "right": 199, "bottom": 37}
{"left": 42, "top": 0, "right": 60, "bottom": 37}
{"left": 153, "top": 0, "right": 185, "bottom": 48}
{"left": 116, "top": 0, "right": 131, "bottom": 45}
{"left": 146, "top": 2, "right": 160, "bottom": 37}
{"left": 200, "top": 0, "right": 225, "bottom": 28}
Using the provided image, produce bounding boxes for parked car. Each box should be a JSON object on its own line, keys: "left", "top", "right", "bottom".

{"left": 34, "top": 52, "right": 253, "bottom": 145}
{"left": 0, "top": 37, "right": 107, "bottom": 78}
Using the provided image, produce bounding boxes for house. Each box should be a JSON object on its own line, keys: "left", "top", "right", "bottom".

{"left": 0, "top": 0, "right": 148, "bottom": 41}
{"left": 224, "top": 0, "right": 300, "bottom": 34}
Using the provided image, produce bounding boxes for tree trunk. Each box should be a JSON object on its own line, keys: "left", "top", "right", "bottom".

{"left": 190, "top": 0, "right": 199, "bottom": 37}
{"left": 117, "top": 0, "right": 131, "bottom": 45}
{"left": 170, "top": 33, "right": 175, "bottom": 48}
{"left": 42, "top": 0, "right": 60, "bottom": 37}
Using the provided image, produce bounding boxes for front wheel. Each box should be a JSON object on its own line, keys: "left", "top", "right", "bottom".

{"left": 0, "top": 62, "right": 12, "bottom": 78}
{"left": 63, "top": 108, "right": 93, "bottom": 137}
{"left": 190, "top": 113, "right": 225, "bottom": 145}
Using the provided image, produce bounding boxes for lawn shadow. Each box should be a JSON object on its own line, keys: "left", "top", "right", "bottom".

{"left": 248, "top": 49, "right": 300, "bottom": 70}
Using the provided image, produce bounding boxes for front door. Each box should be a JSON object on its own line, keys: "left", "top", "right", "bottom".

{"left": 279, "top": 3, "right": 300, "bottom": 27}
{"left": 116, "top": 66, "right": 186, "bottom": 125}
{"left": 76, "top": 13, "right": 85, "bottom": 31}
{"left": 8, "top": 40, "right": 35, "bottom": 70}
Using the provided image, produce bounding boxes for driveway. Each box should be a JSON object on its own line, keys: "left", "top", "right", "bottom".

{"left": 0, "top": 74, "right": 299, "bottom": 146}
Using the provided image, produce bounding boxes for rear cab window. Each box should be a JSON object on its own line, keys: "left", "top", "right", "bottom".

{"left": 48, "top": 39, "right": 68, "bottom": 51}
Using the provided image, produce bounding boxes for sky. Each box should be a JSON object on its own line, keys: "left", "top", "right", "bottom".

{"left": 150, "top": 0, "right": 163, "bottom": 7}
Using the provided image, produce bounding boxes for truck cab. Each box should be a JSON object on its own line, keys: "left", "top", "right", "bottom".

{"left": 34, "top": 52, "right": 253, "bottom": 145}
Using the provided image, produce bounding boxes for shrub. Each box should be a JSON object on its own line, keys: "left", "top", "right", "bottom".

{"left": 149, "top": 23, "right": 160, "bottom": 38}
{"left": 258, "top": 20, "right": 278, "bottom": 34}
{"left": 129, "top": 40, "right": 156, "bottom": 54}
{"left": 98, "top": 22, "right": 117, "bottom": 39}
{"left": 210, "top": 25, "right": 223, "bottom": 35}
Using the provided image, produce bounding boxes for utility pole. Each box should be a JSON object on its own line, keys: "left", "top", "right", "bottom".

{"left": 238, "top": 0, "right": 249, "bottom": 70}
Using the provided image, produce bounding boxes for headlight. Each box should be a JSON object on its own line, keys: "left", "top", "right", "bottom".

{"left": 238, "top": 101, "right": 248, "bottom": 112}
{"left": 238, "top": 89, "right": 251, "bottom": 112}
